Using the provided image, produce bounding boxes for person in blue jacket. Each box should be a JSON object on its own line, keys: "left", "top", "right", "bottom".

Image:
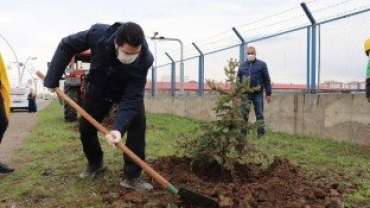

{"left": 44, "top": 22, "right": 154, "bottom": 192}
{"left": 237, "top": 46, "right": 272, "bottom": 138}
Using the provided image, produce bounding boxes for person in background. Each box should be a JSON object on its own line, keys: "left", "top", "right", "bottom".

{"left": 27, "top": 88, "right": 37, "bottom": 113}
{"left": 237, "top": 46, "right": 272, "bottom": 138}
{"left": 364, "top": 37, "right": 370, "bottom": 103}
{"left": 0, "top": 52, "right": 14, "bottom": 174}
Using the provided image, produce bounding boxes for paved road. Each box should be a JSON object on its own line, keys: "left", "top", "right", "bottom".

{"left": 0, "top": 99, "right": 52, "bottom": 163}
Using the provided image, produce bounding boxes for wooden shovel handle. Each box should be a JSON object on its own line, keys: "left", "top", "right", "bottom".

{"left": 36, "top": 71, "right": 171, "bottom": 189}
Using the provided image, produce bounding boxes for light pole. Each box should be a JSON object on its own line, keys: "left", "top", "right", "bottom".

{"left": 0, "top": 32, "right": 22, "bottom": 86}
{"left": 19, "top": 56, "right": 37, "bottom": 86}
{"left": 9, "top": 56, "right": 37, "bottom": 87}
{"left": 151, "top": 35, "right": 184, "bottom": 95}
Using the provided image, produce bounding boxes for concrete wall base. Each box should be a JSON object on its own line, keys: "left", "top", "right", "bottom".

{"left": 145, "top": 94, "right": 370, "bottom": 145}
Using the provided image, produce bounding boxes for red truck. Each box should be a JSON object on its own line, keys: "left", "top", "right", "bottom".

{"left": 59, "top": 50, "right": 90, "bottom": 122}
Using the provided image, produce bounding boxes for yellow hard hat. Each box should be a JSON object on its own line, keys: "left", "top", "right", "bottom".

{"left": 364, "top": 37, "right": 370, "bottom": 53}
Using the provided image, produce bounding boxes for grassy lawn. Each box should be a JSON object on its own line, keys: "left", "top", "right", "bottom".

{"left": 0, "top": 101, "right": 369, "bottom": 207}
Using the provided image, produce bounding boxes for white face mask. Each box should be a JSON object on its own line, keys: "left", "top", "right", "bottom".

{"left": 117, "top": 50, "right": 139, "bottom": 64}
{"left": 247, "top": 55, "right": 256, "bottom": 62}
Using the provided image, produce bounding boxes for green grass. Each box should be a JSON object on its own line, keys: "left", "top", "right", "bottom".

{"left": 0, "top": 101, "right": 370, "bottom": 207}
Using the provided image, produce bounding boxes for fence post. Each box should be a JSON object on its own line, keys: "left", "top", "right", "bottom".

{"left": 232, "top": 27, "right": 246, "bottom": 63}
{"left": 151, "top": 66, "right": 156, "bottom": 96}
{"left": 301, "top": 2, "right": 317, "bottom": 93}
{"left": 165, "top": 52, "right": 176, "bottom": 96}
{"left": 306, "top": 26, "right": 311, "bottom": 92}
{"left": 192, "top": 43, "right": 204, "bottom": 95}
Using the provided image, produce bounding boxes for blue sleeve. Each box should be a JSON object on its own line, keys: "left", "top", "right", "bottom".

{"left": 237, "top": 66, "right": 242, "bottom": 82}
{"left": 44, "top": 28, "right": 92, "bottom": 88}
{"left": 261, "top": 62, "right": 272, "bottom": 96}
{"left": 110, "top": 76, "right": 147, "bottom": 134}
{"left": 110, "top": 52, "right": 154, "bottom": 134}
{"left": 237, "top": 61, "right": 246, "bottom": 82}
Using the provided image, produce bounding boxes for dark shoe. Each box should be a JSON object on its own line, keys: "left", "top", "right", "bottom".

{"left": 79, "top": 161, "right": 105, "bottom": 178}
{"left": 120, "top": 177, "right": 153, "bottom": 192}
{"left": 0, "top": 163, "right": 14, "bottom": 174}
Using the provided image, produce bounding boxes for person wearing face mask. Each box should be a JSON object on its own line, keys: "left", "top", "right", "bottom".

{"left": 364, "top": 37, "right": 370, "bottom": 103}
{"left": 237, "top": 46, "right": 272, "bottom": 138}
{"left": 43, "top": 22, "right": 154, "bottom": 192}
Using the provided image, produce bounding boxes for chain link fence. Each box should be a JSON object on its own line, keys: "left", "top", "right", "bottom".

{"left": 318, "top": 10, "right": 370, "bottom": 92}
{"left": 248, "top": 28, "right": 308, "bottom": 93}
{"left": 147, "top": 0, "right": 370, "bottom": 96}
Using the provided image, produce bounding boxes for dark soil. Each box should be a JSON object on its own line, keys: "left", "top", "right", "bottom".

{"left": 101, "top": 156, "right": 343, "bottom": 208}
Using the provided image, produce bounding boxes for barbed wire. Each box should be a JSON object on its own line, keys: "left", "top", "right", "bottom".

{"left": 193, "top": 6, "right": 303, "bottom": 45}
{"left": 190, "top": 5, "right": 311, "bottom": 49}
{"left": 318, "top": 4, "right": 370, "bottom": 23}
{"left": 311, "top": 0, "right": 354, "bottom": 14}
{"left": 306, "top": 0, "right": 319, "bottom": 5}
{"left": 241, "top": 14, "right": 307, "bottom": 34}
{"left": 150, "top": 0, "right": 368, "bottom": 65}
{"left": 193, "top": 13, "right": 307, "bottom": 50}
{"left": 150, "top": 1, "right": 316, "bottom": 60}
{"left": 237, "top": 7, "right": 301, "bottom": 29}
{"left": 197, "top": 0, "right": 356, "bottom": 48}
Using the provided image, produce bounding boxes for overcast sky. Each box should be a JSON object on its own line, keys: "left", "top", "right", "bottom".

{"left": 0, "top": 0, "right": 369, "bottom": 87}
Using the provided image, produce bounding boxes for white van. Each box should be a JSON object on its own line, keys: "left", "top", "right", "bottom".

{"left": 10, "top": 87, "right": 30, "bottom": 111}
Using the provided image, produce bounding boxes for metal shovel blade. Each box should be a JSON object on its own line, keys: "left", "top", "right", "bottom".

{"left": 178, "top": 188, "right": 219, "bottom": 207}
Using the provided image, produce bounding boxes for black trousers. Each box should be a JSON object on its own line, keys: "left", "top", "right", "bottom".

{"left": 0, "top": 93, "right": 8, "bottom": 144}
{"left": 79, "top": 97, "right": 146, "bottom": 179}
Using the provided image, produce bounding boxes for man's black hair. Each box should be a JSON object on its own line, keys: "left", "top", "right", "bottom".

{"left": 115, "top": 22, "right": 144, "bottom": 47}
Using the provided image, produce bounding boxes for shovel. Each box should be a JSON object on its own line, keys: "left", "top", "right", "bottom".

{"left": 37, "top": 71, "right": 219, "bottom": 207}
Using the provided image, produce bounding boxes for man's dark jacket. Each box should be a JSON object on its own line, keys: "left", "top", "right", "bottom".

{"left": 237, "top": 59, "right": 272, "bottom": 96}
{"left": 44, "top": 23, "right": 154, "bottom": 134}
